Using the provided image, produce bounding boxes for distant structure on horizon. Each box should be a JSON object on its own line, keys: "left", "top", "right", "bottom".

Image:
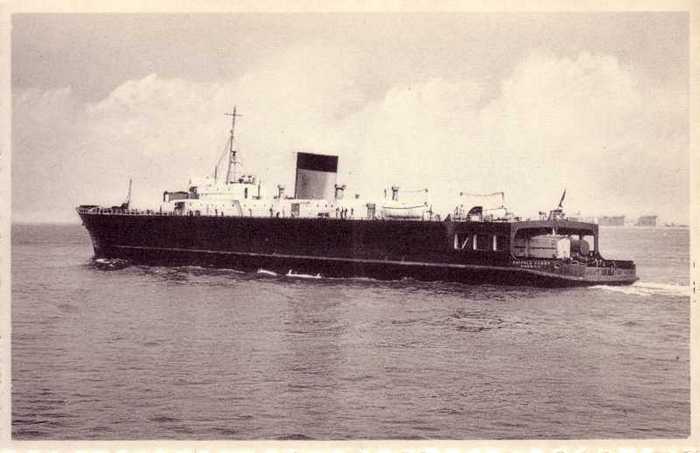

{"left": 636, "top": 215, "right": 658, "bottom": 227}
{"left": 567, "top": 213, "right": 665, "bottom": 228}
{"left": 598, "top": 215, "right": 626, "bottom": 227}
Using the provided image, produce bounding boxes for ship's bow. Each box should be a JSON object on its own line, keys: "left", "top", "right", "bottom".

{"left": 76, "top": 206, "right": 107, "bottom": 257}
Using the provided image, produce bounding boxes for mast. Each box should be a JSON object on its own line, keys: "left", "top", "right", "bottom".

{"left": 558, "top": 188, "right": 566, "bottom": 208}
{"left": 224, "top": 106, "right": 243, "bottom": 184}
{"left": 127, "top": 178, "right": 132, "bottom": 205}
{"left": 122, "top": 178, "right": 132, "bottom": 209}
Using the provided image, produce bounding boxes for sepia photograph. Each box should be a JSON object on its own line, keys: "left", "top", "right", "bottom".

{"left": 9, "top": 9, "right": 692, "bottom": 441}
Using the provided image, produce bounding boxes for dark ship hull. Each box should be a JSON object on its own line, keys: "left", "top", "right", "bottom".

{"left": 78, "top": 210, "right": 638, "bottom": 287}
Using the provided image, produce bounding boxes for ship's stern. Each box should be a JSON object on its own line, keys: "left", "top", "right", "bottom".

{"left": 582, "top": 259, "right": 638, "bottom": 285}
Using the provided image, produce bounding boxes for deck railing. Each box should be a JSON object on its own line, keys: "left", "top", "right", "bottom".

{"left": 77, "top": 207, "right": 169, "bottom": 216}
{"left": 75, "top": 206, "right": 442, "bottom": 221}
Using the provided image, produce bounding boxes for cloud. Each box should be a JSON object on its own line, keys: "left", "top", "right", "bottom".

{"left": 481, "top": 50, "right": 688, "bottom": 219}
{"left": 12, "top": 48, "right": 688, "bottom": 224}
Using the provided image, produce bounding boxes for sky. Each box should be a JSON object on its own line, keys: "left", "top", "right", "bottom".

{"left": 11, "top": 13, "right": 689, "bottom": 223}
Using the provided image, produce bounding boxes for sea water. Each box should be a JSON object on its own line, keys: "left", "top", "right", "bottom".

{"left": 11, "top": 224, "right": 690, "bottom": 439}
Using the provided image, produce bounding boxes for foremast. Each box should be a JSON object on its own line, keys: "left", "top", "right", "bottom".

{"left": 224, "top": 106, "right": 243, "bottom": 184}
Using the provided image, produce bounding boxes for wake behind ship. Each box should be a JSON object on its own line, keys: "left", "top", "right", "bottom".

{"left": 77, "top": 107, "right": 638, "bottom": 287}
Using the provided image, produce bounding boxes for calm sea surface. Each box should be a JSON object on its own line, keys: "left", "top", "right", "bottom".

{"left": 12, "top": 223, "right": 690, "bottom": 440}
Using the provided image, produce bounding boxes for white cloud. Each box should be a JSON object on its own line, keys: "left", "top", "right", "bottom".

{"left": 477, "top": 50, "right": 688, "bottom": 219}
{"left": 12, "top": 48, "right": 688, "bottom": 224}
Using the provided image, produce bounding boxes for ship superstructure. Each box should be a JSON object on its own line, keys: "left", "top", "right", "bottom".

{"left": 77, "top": 107, "right": 638, "bottom": 287}
{"left": 160, "top": 108, "right": 433, "bottom": 222}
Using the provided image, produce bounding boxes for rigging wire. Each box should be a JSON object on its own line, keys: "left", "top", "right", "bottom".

{"left": 458, "top": 191, "right": 504, "bottom": 197}
{"left": 400, "top": 188, "right": 430, "bottom": 193}
{"left": 213, "top": 140, "right": 231, "bottom": 177}
{"left": 458, "top": 191, "right": 506, "bottom": 209}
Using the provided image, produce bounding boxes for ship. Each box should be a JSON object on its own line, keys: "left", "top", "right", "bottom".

{"left": 77, "top": 107, "right": 638, "bottom": 287}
